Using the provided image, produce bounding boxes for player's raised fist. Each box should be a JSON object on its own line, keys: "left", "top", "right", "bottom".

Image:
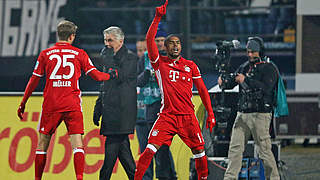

{"left": 156, "top": 0, "right": 168, "bottom": 17}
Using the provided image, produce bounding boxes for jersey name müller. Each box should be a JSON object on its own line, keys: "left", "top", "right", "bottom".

{"left": 33, "top": 42, "right": 96, "bottom": 113}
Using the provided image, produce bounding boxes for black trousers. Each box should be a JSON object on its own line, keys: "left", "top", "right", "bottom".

{"left": 99, "top": 134, "right": 136, "bottom": 180}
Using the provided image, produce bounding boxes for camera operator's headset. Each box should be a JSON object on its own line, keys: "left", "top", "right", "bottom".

{"left": 248, "top": 36, "right": 265, "bottom": 58}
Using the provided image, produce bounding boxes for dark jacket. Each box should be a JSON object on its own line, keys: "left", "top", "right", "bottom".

{"left": 136, "top": 51, "right": 161, "bottom": 124}
{"left": 94, "top": 45, "right": 138, "bottom": 135}
{"left": 223, "top": 57, "right": 278, "bottom": 112}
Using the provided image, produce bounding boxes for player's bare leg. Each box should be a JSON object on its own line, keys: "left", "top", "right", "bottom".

{"left": 70, "top": 134, "right": 85, "bottom": 180}
{"left": 134, "top": 143, "right": 160, "bottom": 180}
{"left": 192, "top": 149, "right": 208, "bottom": 180}
{"left": 35, "top": 133, "right": 51, "bottom": 180}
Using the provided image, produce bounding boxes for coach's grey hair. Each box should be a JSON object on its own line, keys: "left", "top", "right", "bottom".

{"left": 103, "top": 26, "right": 125, "bottom": 40}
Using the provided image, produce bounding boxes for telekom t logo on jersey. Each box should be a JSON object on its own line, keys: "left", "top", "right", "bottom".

{"left": 169, "top": 70, "right": 179, "bottom": 82}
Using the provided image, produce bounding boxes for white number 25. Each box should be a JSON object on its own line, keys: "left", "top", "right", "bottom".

{"left": 49, "top": 54, "right": 75, "bottom": 79}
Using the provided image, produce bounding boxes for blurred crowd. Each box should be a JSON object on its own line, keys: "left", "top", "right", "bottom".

{"left": 64, "top": 0, "right": 296, "bottom": 43}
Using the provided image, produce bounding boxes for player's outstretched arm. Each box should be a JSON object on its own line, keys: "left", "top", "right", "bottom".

{"left": 194, "top": 78, "right": 216, "bottom": 133}
{"left": 146, "top": 0, "right": 168, "bottom": 62}
{"left": 88, "top": 69, "right": 117, "bottom": 81}
{"left": 17, "top": 75, "right": 40, "bottom": 119}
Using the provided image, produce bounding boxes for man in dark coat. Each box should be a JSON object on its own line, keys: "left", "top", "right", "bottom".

{"left": 219, "top": 37, "right": 280, "bottom": 180}
{"left": 93, "top": 26, "right": 138, "bottom": 180}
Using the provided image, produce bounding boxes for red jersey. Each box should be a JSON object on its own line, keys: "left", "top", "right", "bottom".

{"left": 151, "top": 55, "right": 201, "bottom": 114}
{"left": 33, "top": 42, "right": 96, "bottom": 113}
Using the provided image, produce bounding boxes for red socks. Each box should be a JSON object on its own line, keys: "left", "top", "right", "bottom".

{"left": 73, "top": 147, "right": 85, "bottom": 180}
{"left": 134, "top": 145, "right": 157, "bottom": 180}
{"left": 35, "top": 150, "right": 47, "bottom": 180}
{"left": 194, "top": 152, "right": 208, "bottom": 180}
{"left": 35, "top": 148, "right": 84, "bottom": 180}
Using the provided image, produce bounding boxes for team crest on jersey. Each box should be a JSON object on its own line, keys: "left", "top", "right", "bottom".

{"left": 151, "top": 129, "right": 159, "bottom": 136}
{"left": 185, "top": 66, "right": 190, "bottom": 72}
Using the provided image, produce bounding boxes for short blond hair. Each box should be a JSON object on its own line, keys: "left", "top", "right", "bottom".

{"left": 57, "top": 20, "right": 78, "bottom": 41}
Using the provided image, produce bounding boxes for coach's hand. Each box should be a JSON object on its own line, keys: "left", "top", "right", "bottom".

{"left": 156, "top": 0, "right": 168, "bottom": 17}
{"left": 206, "top": 112, "right": 216, "bottom": 133}
{"left": 93, "top": 112, "right": 101, "bottom": 126}
{"left": 17, "top": 102, "right": 25, "bottom": 120}
{"left": 108, "top": 68, "right": 118, "bottom": 80}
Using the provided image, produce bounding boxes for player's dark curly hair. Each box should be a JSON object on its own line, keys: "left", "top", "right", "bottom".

{"left": 164, "top": 34, "right": 182, "bottom": 47}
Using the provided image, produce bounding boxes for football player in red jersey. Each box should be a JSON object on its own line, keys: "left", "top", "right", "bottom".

{"left": 134, "top": 1, "right": 216, "bottom": 180}
{"left": 17, "top": 20, "right": 116, "bottom": 180}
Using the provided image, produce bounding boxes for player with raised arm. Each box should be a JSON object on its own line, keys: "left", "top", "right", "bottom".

{"left": 134, "top": 1, "right": 216, "bottom": 180}
{"left": 17, "top": 20, "right": 116, "bottom": 180}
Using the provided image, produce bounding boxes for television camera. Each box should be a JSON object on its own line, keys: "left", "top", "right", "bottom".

{"left": 211, "top": 40, "right": 240, "bottom": 140}
{"left": 213, "top": 40, "right": 240, "bottom": 87}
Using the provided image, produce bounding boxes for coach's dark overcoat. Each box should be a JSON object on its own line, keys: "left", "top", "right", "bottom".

{"left": 94, "top": 45, "right": 137, "bottom": 135}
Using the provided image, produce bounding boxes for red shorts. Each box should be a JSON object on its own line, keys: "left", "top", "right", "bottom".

{"left": 38, "top": 111, "right": 84, "bottom": 135}
{"left": 148, "top": 113, "right": 205, "bottom": 151}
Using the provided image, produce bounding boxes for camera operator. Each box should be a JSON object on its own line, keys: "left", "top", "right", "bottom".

{"left": 218, "top": 37, "right": 280, "bottom": 180}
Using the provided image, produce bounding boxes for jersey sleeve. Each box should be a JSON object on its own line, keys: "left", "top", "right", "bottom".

{"left": 150, "top": 55, "right": 160, "bottom": 70}
{"left": 32, "top": 52, "right": 45, "bottom": 77}
{"left": 146, "top": 16, "right": 162, "bottom": 70}
{"left": 191, "top": 62, "right": 201, "bottom": 79}
{"left": 80, "top": 50, "right": 96, "bottom": 75}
